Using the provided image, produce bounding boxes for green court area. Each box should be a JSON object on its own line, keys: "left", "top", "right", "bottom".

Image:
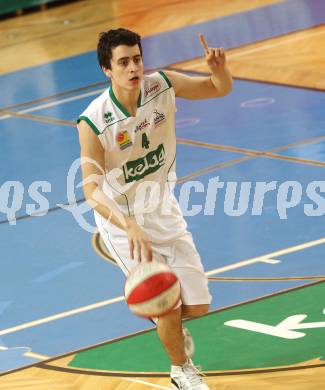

{"left": 69, "top": 282, "right": 325, "bottom": 373}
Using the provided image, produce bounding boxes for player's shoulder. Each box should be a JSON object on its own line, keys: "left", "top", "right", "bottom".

{"left": 140, "top": 70, "right": 173, "bottom": 105}
{"left": 143, "top": 70, "right": 172, "bottom": 90}
{"left": 77, "top": 87, "right": 120, "bottom": 135}
{"left": 79, "top": 86, "right": 121, "bottom": 121}
{"left": 82, "top": 88, "right": 112, "bottom": 117}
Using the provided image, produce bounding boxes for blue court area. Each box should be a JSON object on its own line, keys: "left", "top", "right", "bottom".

{"left": 1, "top": 0, "right": 324, "bottom": 109}
{"left": 1, "top": 0, "right": 325, "bottom": 373}
{"left": 278, "top": 140, "right": 325, "bottom": 162}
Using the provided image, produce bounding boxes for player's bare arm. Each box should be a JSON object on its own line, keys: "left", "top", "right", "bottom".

{"left": 77, "top": 120, "right": 124, "bottom": 228}
{"left": 164, "top": 33, "right": 232, "bottom": 99}
{"left": 77, "top": 121, "right": 153, "bottom": 262}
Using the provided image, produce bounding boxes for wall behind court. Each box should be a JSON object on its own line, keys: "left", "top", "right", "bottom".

{"left": 0, "top": 0, "right": 72, "bottom": 18}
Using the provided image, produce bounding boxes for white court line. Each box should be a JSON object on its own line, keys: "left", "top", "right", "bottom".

{"left": 122, "top": 377, "right": 170, "bottom": 389}
{"left": 184, "top": 28, "right": 325, "bottom": 70}
{"left": 24, "top": 351, "right": 49, "bottom": 359}
{"left": 0, "top": 237, "right": 324, "bottom": 337}
{"left": 0, "top": 296, "right": 124, "bottom": 336}
{"left": 262, "top": 259, "right": 281, "bottom": 264}
{"left": 206, "top": 237, "right": 325, "bottom": 276}
{"left": 0, "top": 89, "right": 105, "bottom": 120}
{"left": 0, "top": 346, "right": 49, "bottom": 360}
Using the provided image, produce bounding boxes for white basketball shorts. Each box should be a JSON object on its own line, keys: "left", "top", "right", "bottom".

{"left": 95, "top": 215, "right": 212, "bottom": 306}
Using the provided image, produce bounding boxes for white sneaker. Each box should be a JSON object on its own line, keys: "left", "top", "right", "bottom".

{"left": 183, "top": 328, "right": 195, "bottom": 359}
{"left": 171, "top": 360, "right": 210, "bottom": 389}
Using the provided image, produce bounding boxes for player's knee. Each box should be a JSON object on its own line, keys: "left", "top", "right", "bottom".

{"left": 183, "top": 304, "right": 209, "bottom": 318}
{"left": 193, "top": 304, "right": 209, "bottom": 317}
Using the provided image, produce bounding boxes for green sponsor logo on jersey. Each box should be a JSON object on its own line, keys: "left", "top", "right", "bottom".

{"left": 123, "top": 144, "right": 165, "bottom": 183}
{"left": 104, "top": 111, "right": 115, "bottom": 124}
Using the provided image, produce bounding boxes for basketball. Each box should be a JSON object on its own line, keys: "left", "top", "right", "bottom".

{"left": 124, "top": 261, "right": 181, "bottom": 318}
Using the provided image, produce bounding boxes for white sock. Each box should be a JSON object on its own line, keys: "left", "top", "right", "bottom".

{"left": 171, "top": 359, "right": 190, "bottom": 372}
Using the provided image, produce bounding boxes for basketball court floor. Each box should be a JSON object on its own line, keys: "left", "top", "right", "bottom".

{"left": 0, "top": 0, "right": 325, "bottom": 388}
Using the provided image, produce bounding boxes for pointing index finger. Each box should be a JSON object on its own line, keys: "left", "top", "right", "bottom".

{"left": 199, "top": 33, "right": 209, "bottom": 52}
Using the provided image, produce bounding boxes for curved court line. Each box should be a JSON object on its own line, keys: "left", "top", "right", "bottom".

{"left": 2, "top": 280, "right": 324, "bottom": 378}
{"left": 1, "top": 3, "right": 324, "bottom": 380}
{"left": 37, "top": 360, "right": 325, "bottom": 378}
{"left": 92, "top": 232, "right": 118, "bottom": 265}
{"left": 0, "top": 239, "right": 324, "bottom": 337}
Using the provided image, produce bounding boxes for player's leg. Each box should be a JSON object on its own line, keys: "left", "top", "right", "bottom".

{"left": 156, "top": 306, "right": 187, "bottom": 366}
{"left": 156, "top": 305, "right": 210, "bottom": 389}
{"left": 181, "top": 304, "right": 209, "bottom": 361}
{"left": 95, "top": 213, "right": 193, "bottom": 363}
{"left": 157, "top": 306, "right": 208, "bottom": 358}
{"left": 150, "top": 307, "right": 195, "bottom": 362}
{"left": 182, "top": 304, "right": 209, "bottom": 318}
{"left": 96, "top": 214, "right": 210, "bottom": 388}
{"left": 159, "top": 232, "right": 211, "bottom": 389}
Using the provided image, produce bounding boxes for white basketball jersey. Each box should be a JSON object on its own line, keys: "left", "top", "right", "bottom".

{"left": 78, "top": 71, "right": 187, "bottom": 242}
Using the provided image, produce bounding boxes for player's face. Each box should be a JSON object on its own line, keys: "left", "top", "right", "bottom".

{"left": 105, "top": 45, "right": 143, "bottom": 90}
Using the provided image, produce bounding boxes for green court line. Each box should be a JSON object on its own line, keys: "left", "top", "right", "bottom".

{"left": 69, "top": 282, "right": 325, "bottom": 373}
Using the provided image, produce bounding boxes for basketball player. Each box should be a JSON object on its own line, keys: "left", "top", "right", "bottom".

{"left": 77, "top": 28, "right": 232, "bottom": 389}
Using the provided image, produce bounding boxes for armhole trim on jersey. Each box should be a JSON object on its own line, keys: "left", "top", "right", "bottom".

{"left": 159, "top": 70, "right": 172, "bottom": 88}
{"left": 77, "top": 116, "right": 100, "bottom": 136}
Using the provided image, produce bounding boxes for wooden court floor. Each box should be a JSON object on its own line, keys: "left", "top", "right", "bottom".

{"left": 1, "top": 359, "right": 324, "bottom": 389}
{"left": 0, "top": 0, "right": 324, "bottom": 388}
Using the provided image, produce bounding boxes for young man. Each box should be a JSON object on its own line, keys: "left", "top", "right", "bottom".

{"left": 77, "top": 28, "right": 232, "bottom": 389}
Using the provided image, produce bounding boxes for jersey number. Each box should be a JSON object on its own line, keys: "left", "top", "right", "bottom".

{"left": 142, "top": 133, "right": 150, "bottom": 149}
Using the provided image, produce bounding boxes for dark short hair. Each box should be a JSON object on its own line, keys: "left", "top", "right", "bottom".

{"left": 97, "top": 28, "right": 142, "bottom": 69}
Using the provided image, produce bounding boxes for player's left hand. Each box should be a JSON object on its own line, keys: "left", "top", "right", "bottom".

{"left": 199, "top": 34, "right": 226, "bottom": 74}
